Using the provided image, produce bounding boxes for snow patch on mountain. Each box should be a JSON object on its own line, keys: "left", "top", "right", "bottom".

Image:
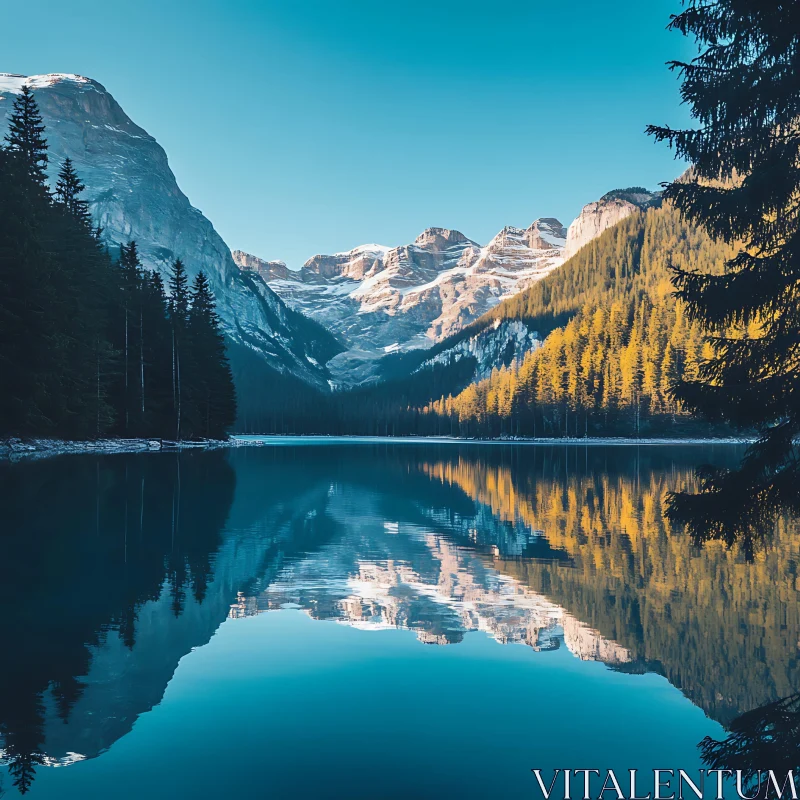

{"left": 0, "top": 73, "right": 95, "bottom": 93}
{"left": 238, "top": 219, "right": 564, "bottom": 386}
{"left": 414, "top": 319, "right": 542, "bottom": 382}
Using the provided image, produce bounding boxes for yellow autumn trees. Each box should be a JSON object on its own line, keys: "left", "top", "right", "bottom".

{"left": 420, "top": 201, "right": 737, "bottom": 437}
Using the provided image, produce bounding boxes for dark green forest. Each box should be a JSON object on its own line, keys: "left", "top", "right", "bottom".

{"left": 0, "top": 86, "right": 236, "bottom": 441}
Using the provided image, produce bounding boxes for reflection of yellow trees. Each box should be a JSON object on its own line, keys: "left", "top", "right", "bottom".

{"left": 421, "top": 453, "right": 800, "bottom": 725}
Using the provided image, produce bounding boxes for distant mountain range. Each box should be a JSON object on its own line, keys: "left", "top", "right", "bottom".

{"left": 0, "top": 71, "right": 664, "bottom": 411}
{"left": 234, "top": 219, "right": 566, "bottom": 385}
{"left": 235, "top": 190, "right": 661, "bottom": 387}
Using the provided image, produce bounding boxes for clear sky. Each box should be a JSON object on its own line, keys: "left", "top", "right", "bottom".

{"left": 3, "top": 0, "right": 692, "bottom": 266}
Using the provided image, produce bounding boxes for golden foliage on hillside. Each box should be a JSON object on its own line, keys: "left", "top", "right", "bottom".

{"left": 421, "top": 203, "right": 742, "bottom": 437}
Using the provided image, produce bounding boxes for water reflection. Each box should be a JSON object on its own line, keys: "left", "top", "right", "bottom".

{"left": 0, "top": 442, "right": 798, "bottom": 794}
{"left": 416, "top": 445, "right": 800, "bottom": 726}
{"left": 0, "top": 452, "right": 236, "bottom": 793}
{"left": 700, "top": 693, "right": 800, "bottom": 791}
{"left": 234, "top": 511, "right": 627, "bottom": 659}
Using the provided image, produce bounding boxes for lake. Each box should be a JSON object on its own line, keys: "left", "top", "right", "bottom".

{"left": 0, "top": 440, "right": 796, "bottom": 799}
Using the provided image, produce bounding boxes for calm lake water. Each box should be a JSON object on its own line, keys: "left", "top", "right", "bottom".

{"left": 0, "top": 440, "right": 797, "bottom": 799}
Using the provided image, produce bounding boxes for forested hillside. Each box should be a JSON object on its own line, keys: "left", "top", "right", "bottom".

{"left": 242, "top": 198, "right": 738, "bottom": 437}
{"left": 418, "top": 200, "right": 741, "bottom": 437}
{"left": 0, "top": 83, "right": 744, "bottom": 442}
{"left": 0, "top": 87, "right": 236, "bottom": 440}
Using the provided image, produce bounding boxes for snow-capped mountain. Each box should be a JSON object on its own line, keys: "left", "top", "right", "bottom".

{"left": 371, "top": 188, "right": 662, "bottom": 392}
{"left": 0, "top": 73, "right": 335, "bottom": 390}
{"left": 234, "top": 218, "right": 566, "bottom": 386}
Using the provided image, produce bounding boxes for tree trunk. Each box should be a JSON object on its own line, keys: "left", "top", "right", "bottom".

{"left": 96, "top": 338, "right": 101, "bottom": 437}
{"left": 176, "top": 345, "right": 181, "bottom": 441}
{"left": 124, "top": 303, "right": 129, "bottom": 431}
{"left": 140, "top": 307, "right": 145, "bottom": 418}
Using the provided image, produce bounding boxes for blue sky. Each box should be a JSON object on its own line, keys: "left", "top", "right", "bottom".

{"left": 3, "top": 0, "right": 692, "bottom": 266}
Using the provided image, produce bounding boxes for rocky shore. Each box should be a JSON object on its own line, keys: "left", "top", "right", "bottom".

{"left": 0, "top": 437, "right": 228, "bottom": 461}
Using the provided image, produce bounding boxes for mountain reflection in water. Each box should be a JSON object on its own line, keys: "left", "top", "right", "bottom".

{"left": 0, "top": 442, "right": 798, "bottom": 796}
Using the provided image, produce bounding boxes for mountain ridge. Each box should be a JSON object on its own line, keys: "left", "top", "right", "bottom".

{"left": 0, "top": 72, "right": 337, "bottom": 393}
{"left": 234, "top": 217, "right": 567, "bottom": 387}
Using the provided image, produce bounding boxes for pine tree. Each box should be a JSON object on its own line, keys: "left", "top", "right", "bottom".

{"left": 54, "top": 157, "right": 91, "bottom": 228}
{"left": 648, "top": 0, "right": 800, "bottom": 547}
{"left": 186, "top": 272, "right": 237, "bottom": 438}
{"left": 0, "top": 117, "right": 117, "bottom": 438}
{"left": 140, "top": 271, "right": 173, "bottom": 435}
{"left": 168, "top": 258, "right": 190, "bottom": 439}
{"left": 4, "top": 85, "right": 48, "bottom": 187}
{"left": 118, "top": 241, "right": 143, "bottom": 432}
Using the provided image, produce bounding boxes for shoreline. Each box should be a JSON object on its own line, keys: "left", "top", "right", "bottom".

{"left": 229, "top": 434, "right": 753, "bottom": 447}
{"left": 1, "top": 434, "right": 753, "bottom": 462}
{"left": 0, "top": 437, "right": 228, "bottom": 461}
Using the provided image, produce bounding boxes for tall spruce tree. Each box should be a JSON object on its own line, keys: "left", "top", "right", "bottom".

{"left": 54, "top": 157, "right": 91, "bottom": 228}
{"left": 140, "top": 270, "right": 173, "bottom": 435}
{"left": 0, "top": 96, "right": 118, "bottom": 437}
{"left": 4, "top": 85, "right": 48, "bottom": 188}
{"left": 647, "top": 0, "right": 800, "bottom": 549}
{"left": 117, "top": 241, "right": 144, "bottom": 433}
{"left": 0, "top": 147, "right": 56, "bottom": 433}
{"left": 186, "top": 272, "right": 237, "bottom": 438}
{"left": 168, "top": 258, "right": 190, "bottom": 440}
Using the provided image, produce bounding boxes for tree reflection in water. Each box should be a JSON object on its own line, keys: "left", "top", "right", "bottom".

{"left": 414, "top": 444, "right": 800, "bottom": 771}
{"left": 666, "top": 447, "right": 800, "bottom": 562}
{"left": 699, "top": 693, "right": 800, "bottom": 793}
{"left": 664, "top": 451, "right": 800, "bottom": 770}
{"left": 1, "top": 443, "right": 799, "bottom": 793}
{"left": 0, "top": 451, "right": 235, "bottom": 794}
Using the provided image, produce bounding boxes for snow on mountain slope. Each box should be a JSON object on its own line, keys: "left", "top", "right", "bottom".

{"left": 235, "top": 218, "right": 565, "bottom": 386}
{"left": 0, "top": 73, "right": 335, "bottom": 389}
{"left": 413, "top": 318, "right": 543, "bottom": 383}
{"left": 373, "top": 189, "right": 662, "bottom": 395}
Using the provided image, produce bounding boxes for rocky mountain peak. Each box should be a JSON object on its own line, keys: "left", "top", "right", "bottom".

{"left": 231, "top": 250, "right": 292, "bottom": 281}
{"left": 488, "top": 226, "right": 527, "bottom": 248}
{"left": 251, "top": 214, "right": 565, "bottom": 386}
{"left": 301, "top": 243, "right": 388, "bottom": 282}
{"left": 525, "top": 217, "right": 568, "bottom": 250}
{"left": 0, "top": 73, "right": 334, "bottom": 391}
{"left": 564, "top": 189, "right": 659, "bottom": 260}
{"left": 413, "top": 227, "right": 476, "bottom": 250}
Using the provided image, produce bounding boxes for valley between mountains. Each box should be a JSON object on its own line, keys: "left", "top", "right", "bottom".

{"left": 1, "top": 72, "right": 713, "bottom": 439}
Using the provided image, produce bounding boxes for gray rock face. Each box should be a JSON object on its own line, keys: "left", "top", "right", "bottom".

{"left": 525, "top": 217, "right": 568, "bottom": 249}
{"left": 564, "top": 188, "right": 659, "bottom": 260}
{"left": 244, "top": 220, "right": 565, "bottom": 386}
{"left": 231, "top": 250, "right": 291, "bottom": 281}
{"left": 0, "top": 73, "right": 332, "bottom": 390}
